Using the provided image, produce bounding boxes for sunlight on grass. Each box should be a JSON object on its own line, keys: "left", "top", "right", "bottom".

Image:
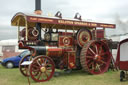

{"left": 0, "top": 65, "right": 128, "bottom": 85}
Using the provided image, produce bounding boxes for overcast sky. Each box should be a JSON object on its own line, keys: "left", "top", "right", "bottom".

{"left": 0, "top": 0, "right": 128, "bottom": 40}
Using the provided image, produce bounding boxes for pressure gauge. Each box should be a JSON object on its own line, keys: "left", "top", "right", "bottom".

{"left": 44, "top": 33, "right": 50, "bottom": 41}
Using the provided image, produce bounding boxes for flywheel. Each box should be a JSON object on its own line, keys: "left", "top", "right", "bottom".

{"left": 80, "top": 40, "right": 111, "bottom": 74}
{"left": 77, "top": 28, "right": 92, "bottom": 47}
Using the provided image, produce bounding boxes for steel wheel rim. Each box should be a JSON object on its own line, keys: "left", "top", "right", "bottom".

{"left": 29, "top": 56, "right": 55, "bottom": 82}
{"left": 19, "top": 55, "right": 31, "bottom": 76}
{"left": 80, "top": 40, "right": 111, "bottom": 74}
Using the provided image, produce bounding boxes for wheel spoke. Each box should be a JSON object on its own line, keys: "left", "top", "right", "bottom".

{"left": 88, "top": 62, "right": 93, "bottom": 67}
{"left": 88, "top": 50, "right": 94, "bottom": 56}
{"left": 46, "top": 63, "right": 52, "bottom": 67}
{"left": 89, "top": 47, "right": 96, "bottom": 55}
{"left": 44, "top": 72, "right": 49, "bottom": 78}
{"left": 87, "top": 60, "right": 94, "bottom": 67}
{"left": 37, "top": 72, "right": 42, "bottom": 80}
{"left": 32, "top": 64, "right": 39, "bottom": 68}
{"left": 86, "top": 59, "right": 93, "bottom": 64}
{"left": 47, "top": 67, "right": 52, "bottom": 70}
{"left": 100, "top": 60, "right": 107, "bottom": 65}
{"left": 95, "top": 45, "right": 98, "bottom": 54}
{"left": 36, "top": 60, "right": 41, "bottom": 67}
{"left": 86, "top": 56, "right": 94, "bottom": 59}
{"left": 99, "top": 44, "right": 104, "bottom": 54}
{"left": 45, "top": 59, "right": 47, "bottom": 64}
{"left": 96, "top": 63, "right": 101, "bottom": 72}
{"left": 41, "top": 58, "right": 45, "bottom": 63}
{"left": 93, "top": 63, "right": 96, "bottom": 71}
{"left": 22, "top": 68, "right": 27, "bottom": 71}
{"left": 44, "top": 59, "right": 48, "bottom": 66}
{"left": 100, "top": 52, "right": 109, "bottom": 56}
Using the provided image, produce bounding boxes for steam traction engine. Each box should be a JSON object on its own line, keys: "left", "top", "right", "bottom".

{"left": 11, "top": 0, "right": 116, "bottom": 82}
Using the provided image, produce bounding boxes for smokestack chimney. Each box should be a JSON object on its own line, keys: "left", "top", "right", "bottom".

{"left": 35, "top": 0, "right": 42, "bottom": 15}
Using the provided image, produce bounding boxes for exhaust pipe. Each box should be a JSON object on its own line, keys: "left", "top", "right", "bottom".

{"left": 35, "top": 0, "right": 42, "bottom": 15}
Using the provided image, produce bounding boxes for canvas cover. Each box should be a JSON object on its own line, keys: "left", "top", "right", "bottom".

{"left": 116, "top": 38, "right": 128, "bottom": 70}
{"left": 120, "top": 42, "right": 128, "bottom": 61}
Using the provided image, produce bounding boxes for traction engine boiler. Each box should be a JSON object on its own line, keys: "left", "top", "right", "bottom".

{"left": 11, "top": 0, "right": 116, "bottom": 82}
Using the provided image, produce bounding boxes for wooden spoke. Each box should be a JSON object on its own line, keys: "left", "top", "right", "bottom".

{"left": 22, "top": 68, "right": 27, "bottom": 71}
{"left": 44, "top": 72, "right": 49, "bottom": 78}
{"left": 95, "top": 44, "right": 98, "bottom": 54}
{"left": 96, "top": 63, "right": 101, "bottom": 72}
{"left": 41, "top": 58, "right": 45, "bottom": 63}
{"left": 46, "top": 67, "right": 52, "bottom": 70}
{"left": 36, "top": 60, "right": 41, "bottom": 67}
{"left": 37, "top": 72, "right": 42, "bottom": 80}
{"left": 89, "top": 47, "right": 96, "bottom": 55}
{"left": 99, "top": 44, "right": 104, "bottom": 54}
{"left": 32, "top": 64, "right": 39, "bottom": 69}
{"left": 44, "top": 59, "right": 47, "bottom": 64}
{"left": 100, "top": 60, "right": 107, "bottom": 65}
{"left": 88, "top": 62, "right": 94, "bottom": 67}
{"left": 100, "top": 52, "right": 109, "bottom": 56}
{"left": 87, "top": 50, "right": 94, "bottom": 56}
{"left": 86, "top": 56, "right": 94, "bottom": 59}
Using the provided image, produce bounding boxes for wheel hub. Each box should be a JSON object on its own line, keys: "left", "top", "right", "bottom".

{"left": 82, "top": 35, "right": 87, "bottom": 42}
{"left": 94, "top": 54, "right": 101, "bottom": 61}
{"left": 40, "top": 67, "right": 46, "bottom": 72}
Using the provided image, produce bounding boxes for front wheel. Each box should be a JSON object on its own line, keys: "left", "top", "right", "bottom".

{"left": 29, "top": 56, "right": 55, "bottom": 82}
{"left": 6, "top": 62, "right": 14, "bottom": 68}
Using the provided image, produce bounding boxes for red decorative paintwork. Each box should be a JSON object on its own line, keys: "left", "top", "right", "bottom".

{"left": 59, "top": 36, "right": 74, "bottom": 47}
{"left": 68, "top": 51, "right": 76, "bottom": 69}
{"left": 19, "top": 41, "right": 36, "bottom": 56}
{"left": 96, "top": 29, "right": 104, "bottom": 38}
{"left": 47, "top": 48, "right": 63, "bottom": 57}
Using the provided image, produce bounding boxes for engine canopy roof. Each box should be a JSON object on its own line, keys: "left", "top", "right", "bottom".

{"left": 11, "top": 12, "right": 116, "bottom": 30}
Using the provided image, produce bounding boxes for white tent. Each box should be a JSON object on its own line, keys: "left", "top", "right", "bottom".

{"left": 0, "top": 39, "right": 23, "bottom": 56}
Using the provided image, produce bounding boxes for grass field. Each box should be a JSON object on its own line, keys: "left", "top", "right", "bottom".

{"left": 0, "top": 65, "right": 128, "bottom": 85}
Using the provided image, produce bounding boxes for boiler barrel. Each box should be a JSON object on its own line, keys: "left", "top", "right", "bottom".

{"left": 31, "top": 46, "right": 63, "bottom": 57}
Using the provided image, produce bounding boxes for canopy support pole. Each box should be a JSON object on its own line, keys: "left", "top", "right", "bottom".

{"left": 36, "top": 23, "right": 41, "bottom": 40}
{"left": 17, "top": 18, "right": 21, "bottom": 41}
{"left": 25, "top": 21, "right": 28, "bottom": 41}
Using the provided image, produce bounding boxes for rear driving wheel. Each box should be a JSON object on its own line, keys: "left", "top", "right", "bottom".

{"left": 29, "top": 56, "right": 55, "bottom": 82}
{"left": 80, "top": 40, "right": 111, "bottom": 74}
